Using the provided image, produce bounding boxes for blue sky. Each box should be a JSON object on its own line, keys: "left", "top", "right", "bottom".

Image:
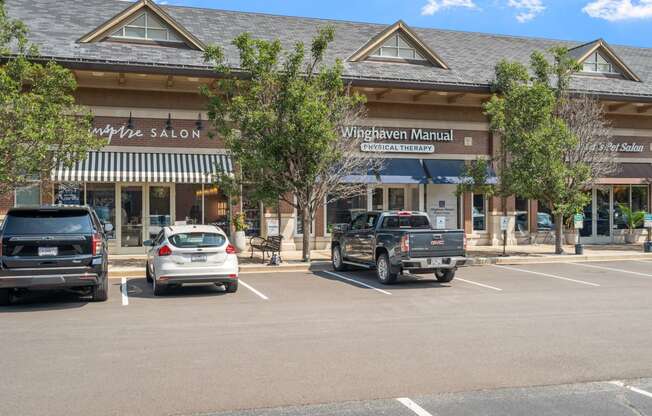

{"left": 158, "top": 0, "right": 652, "bottom": 48}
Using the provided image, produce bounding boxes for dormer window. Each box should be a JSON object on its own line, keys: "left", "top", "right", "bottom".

{"left": 582, "top": 51, "right": 620, "bottom": 75}
{"left": 110, "top": 11, "right": 182, "bottom": 43}
{"left": 371, "top": 33, "right": 426, "bottom": 61}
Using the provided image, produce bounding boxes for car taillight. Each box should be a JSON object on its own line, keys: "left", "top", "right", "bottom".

{"left": 158, "top": 245, "right": 172, "bottom": 256}
{"left": 225, "top": 244, "right": 236, "bottom": 254}
{"left": 92, "top": 233, "right": 102, "bottom": 256}
{"left": 400, "top": 234, "right": 410, "bottom": 253}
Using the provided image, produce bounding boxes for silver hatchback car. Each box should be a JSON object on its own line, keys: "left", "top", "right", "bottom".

{"left": 144, "top": 224, "right": 239, "bottom": 296}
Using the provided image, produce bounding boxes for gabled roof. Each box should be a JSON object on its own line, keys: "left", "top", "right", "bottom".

{"left": 569, "top": 38, "right": 640, "bottom": 82}
{"left": 78, "top": 0, "right": 205, "bottom": 51}
{"left": 348, "top": 20, "right": 449, "bottom": 69}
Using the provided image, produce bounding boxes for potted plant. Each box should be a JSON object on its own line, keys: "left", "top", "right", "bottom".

{"left": 232, "top": 212, "right": 249, "bottom": 252}
{"left": 563, "top": 215, "right": 579, "bottom": 246}
{"left": 618, "top": 203, "right": 645, "bottom": 244}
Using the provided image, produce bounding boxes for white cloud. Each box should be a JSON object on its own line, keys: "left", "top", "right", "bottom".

{"left": 583, "top": 0, "right": 652, "bottom": 21}
{"left": 507, "top": 0, "right": 545, "bottom": 22}
{"left": 421, "top": 0, "right": 478, "bottom": 15}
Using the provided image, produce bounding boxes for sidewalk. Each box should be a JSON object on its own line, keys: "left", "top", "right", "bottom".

{"left": 108, "top": 244, "right": 652, "bottom": 277}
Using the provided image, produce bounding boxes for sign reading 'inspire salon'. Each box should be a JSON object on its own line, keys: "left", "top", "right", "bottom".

{"left": 341, "top": 126, "right": 454, "bottom": 154}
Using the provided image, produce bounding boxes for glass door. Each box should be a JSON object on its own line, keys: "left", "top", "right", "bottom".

{"left": 120, "top": 186, "right": 144, "bottom": 248}
{"left": 148, "top": 186, "right": 172, "bottom": 240}
{"left": 594, "top": 186, "right": 612, "bottom": 243}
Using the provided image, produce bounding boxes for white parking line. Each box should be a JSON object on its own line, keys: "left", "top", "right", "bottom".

{"left": 493, "top": 265, "right": 601, "bottom": 287}
{"left": 569, "top": 262, "right": 652, "bottom": 278}
{"left": 610, "top": 380, "right": 652, "bottom": 399}
{"left": 239, "top": 280, "right": 269, "bottom": 300}
{"left": 324, "top": 271, "right": 392, "bottom": 295}
{"left": 396, "top": 398, "right": 433, "bottom": 416}
{"left": 456, "top": 278, "right": 503, "bottom": 291}
{"left": 121, "top": 277, "right": 129, "bottom": 306}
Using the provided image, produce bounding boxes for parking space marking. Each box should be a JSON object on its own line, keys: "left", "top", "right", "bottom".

{"left": 610, "top": 381, "right": 652, "bottom": 399}
{"left": 239, "top": 280, "right": 269, "bottom": 300}
{"left": 323, "top": 271, "right": 392, "bottom": 295}
{"left": 456, "top": 278, "right": 503, "bottom": 291}
{"left": 493, "top": 265, "right": 601, "bottom": 287}
{"left": 569, "top": 262, "right": 652, "bottom": 278}
{"left": 121, "top": 277, "right": 129, "bottom": 306}
{"left": 396, "top": 398, "right": 433, "bottom": 416}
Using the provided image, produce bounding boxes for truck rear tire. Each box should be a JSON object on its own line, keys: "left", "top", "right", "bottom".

{"left": 332, "top": 245, "right": 349, "bottom": 271}
{"left": 0, "top": 289, "right": 10, "bottom": 306}
{"left": 376, "top": 253, "right": 397, "bottom": 285}
{"left": 224, "top": 281, "right": 238, "bottom": 293}
{"left": 92, "top": 275, "right": 109, "bottom": 302}
{"left": 146, "top": 262, "right": 153, "bottom": 283}
{"left": 435, "top": 269, "right": 456, "bottom": 283}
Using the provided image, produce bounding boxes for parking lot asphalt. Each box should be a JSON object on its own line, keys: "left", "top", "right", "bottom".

{"left": 2, "top": 260, "right": 652, "bottom": 416}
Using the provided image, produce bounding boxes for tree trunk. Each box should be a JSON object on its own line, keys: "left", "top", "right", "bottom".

{"left": 555, "top": 212, "right": 564, "bottom": 254}
{"left": 301, "top": 205, "right": 311, "bottom": 262}
{"left": 502, "top": 195, "right": 508, "bottom": 256}
{"left": 277, "top": 198, "right": 282, "bottom": 252}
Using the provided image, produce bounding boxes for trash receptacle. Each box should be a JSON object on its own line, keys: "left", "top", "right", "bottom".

{"left": 575, "top": 244, "right": 583, "bottom": 255}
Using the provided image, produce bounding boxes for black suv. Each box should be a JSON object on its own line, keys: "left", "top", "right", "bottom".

{"left": 0, "top": 206, "right": 110, "bottom": 305}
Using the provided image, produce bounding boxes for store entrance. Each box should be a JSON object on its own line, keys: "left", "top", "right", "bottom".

{"left": 117, "top": 184, "right": 173, "bottom": 253}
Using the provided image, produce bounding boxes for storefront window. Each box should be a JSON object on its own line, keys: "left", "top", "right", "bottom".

{"left": 86, "top": 184, "right": 116, "bottom": 239}
{"left": 15, "top": 183, "right": 40, "bottom": 207}
{"left": 175, "top": 184, "right": 203, "bottom": 225}
{"left": 372, "top": 188, "right": 383, "bottom": 211}
{"left": 472, "top": 193, "right": 486, "bottom": 231}
{"left": 149, "top": 186, "right": 171, "bottom": 240}
{"left": 326, "top": 193, "right": 367, "bottom": 233}
{"left": 388, "top": 188, "right": 405, "bottom": 211}
{"left": 410, "top": 187, "right": 420, "bottom": 211}
{"left": 296, "top": 210, "right": 314, "bottom": 235}
{"left": 54, "top": 183, "right": 84, "bottom": 205}
{"left": 537, "top": 201, "right": 555, "bottom": 231}
{"left": 204, "top": 186, "right": 230, "bottom": 233}
{"left": 515, "top": 196, "right": 528, "bottom": 232}
{"left": 613, "top": 185, "right": 629, "bottom": 230}
{"left": 632, "top": 186, "right": 649, "bottom": 227}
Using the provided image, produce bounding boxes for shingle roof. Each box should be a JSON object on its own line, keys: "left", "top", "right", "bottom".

{"left": 7, "top": 0, "right": 652, "bottom": 99}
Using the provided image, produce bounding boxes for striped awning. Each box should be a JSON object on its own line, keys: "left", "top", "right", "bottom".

{"left": 52, "top": 151, "right": 233, "bottom": 184}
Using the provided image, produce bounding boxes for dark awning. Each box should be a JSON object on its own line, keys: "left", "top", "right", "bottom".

{"left": 599, "top": 163, "right": 652, "bottom": 184}
{"left": 342, "top": 158, "right": 428, "bottom": 184}
{"left": 423, "top": 159, "right": 498, "bottom": 185}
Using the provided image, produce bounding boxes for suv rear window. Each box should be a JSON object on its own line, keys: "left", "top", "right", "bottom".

{"left": 3, "top": 210, "right": 94, "bottom": 234}
{"left": 168, "top": 232, "right": 226, "bottom": 248}
{"left": 381, "top": 215, "right": 431, "bottom": 229}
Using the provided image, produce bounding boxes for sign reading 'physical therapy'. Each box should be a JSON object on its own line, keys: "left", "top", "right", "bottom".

{"left": 342, "top": 126, "right": 454, "bottom": 154}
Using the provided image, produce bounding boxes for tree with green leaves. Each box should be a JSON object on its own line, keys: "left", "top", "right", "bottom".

{"left": 0, "top": 3, "right": 104, "bottom": 195}
{"left": 484, "top": 47, "right": 615, "bottom": 254}
{"left": 203, "top": 27, "right": 380, "bottom": 262}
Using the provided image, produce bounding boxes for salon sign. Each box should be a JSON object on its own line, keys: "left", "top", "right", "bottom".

{"left": 342, "top": 126, "right": 454, "bottom": 154}
{"left": 92, "top": 124, "right": 201, "bottom": 143}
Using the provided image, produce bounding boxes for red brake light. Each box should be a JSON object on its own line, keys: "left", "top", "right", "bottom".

{"left": 398, "top": 211, "right": 411, "bottom": 216}
{"left": 225, "top": 244, "right": 236, "bottom": 254}
{"left": 158, "top": 245, "right": 172, "bottom": 256}
{"left": 400, "top": 234, "right": 410, "bottom": 253}
{"left": 92, "top": 233, "right": 102, "bottom": 256}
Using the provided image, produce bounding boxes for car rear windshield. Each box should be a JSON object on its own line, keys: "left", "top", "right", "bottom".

{"left": 168, "top": 232, "right": 226, "bottom": 248}
{"left": 3, "top": 210, "right": 94, "bottom": 235}
{"left": 381, "top": 215, "right": 431, "bottom": 229}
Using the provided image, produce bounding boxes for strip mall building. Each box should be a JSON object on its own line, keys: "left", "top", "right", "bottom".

{"left": 4, "top": 0, "right": 652, "bottom": 253}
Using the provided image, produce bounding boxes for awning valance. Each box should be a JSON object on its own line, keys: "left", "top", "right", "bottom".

{"left": 423, "top": 159, "right": 498, "bottom": 185}
{"left": 342, "top": 159, "right": 429, "bottom": 184}
{"left": 52, "top": 151, "right": 233, "bottom": 184}
{"left": 598, "top": 163, "right": 652, "bottom": 184}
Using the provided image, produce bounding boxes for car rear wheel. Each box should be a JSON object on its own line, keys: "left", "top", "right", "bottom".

{"left": 376, "top": 253, "right": 397, "bottom": 285}
{"left": 92, "top": 275, "right": 108, "bottom": 302}
{"left": 153, "top": 278, "right": 165, "bottom": 296}
{"left": 224, "top": 281, "right": 238, "bottom": 293}
{"left": 0, "top": 289, "right": 10, "bottom": 306}
{"left": 145, "top": 262, "right": 153, "bottom": 283}
{"left": 332, "top": 245, "right": 348, "bottom": 271}
{"left": 435, "top": 269, "right": 456, "bottom": 283}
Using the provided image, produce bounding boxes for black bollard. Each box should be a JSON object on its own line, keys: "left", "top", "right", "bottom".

{"left": 575, "top": 244, "right": 583, "bottom": 255}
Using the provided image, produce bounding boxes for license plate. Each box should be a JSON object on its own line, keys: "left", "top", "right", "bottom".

{"left": 191, "top": 254, "right": 207, "bottom": 262}
{"left": 428, "top": 258, "right": 443, "bottom": 266}
{"left": 38, "top": 247, "right": 58, "bottom": 257}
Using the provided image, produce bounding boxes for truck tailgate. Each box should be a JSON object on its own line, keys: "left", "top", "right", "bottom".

{"left": 409, "top": 230, "right": 464, "bottom": 258}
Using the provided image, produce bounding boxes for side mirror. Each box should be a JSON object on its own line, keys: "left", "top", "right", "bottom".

{"left": 143, "top": 239, "right": 154, "bottom": 247}
{"left": 104, "top": 223, "right": 114, "bottom": 233}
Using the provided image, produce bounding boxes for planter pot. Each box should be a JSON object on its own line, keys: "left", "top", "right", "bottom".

{"left": 625, "top": 232, "right": 637, "bottom": 244}
{"left": 564, "top": 231, "right": 578, "bottom": 245}
{"left": 233, "top": 231, "right": 247, "bottom": 252}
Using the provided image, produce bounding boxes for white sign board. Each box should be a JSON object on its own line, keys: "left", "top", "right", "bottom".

{"left": 645, "top": 214, "right": 652, "bottom": 228}
{"left": 500, "top": 216, "right": 510, "bottom": 231}
{"left": 360, "top": 143, "right": 435, "bottom": 154}
{"left": 436, "top": 216, "right": 446, "bottom": 230}
{"left": 266, "top": 219, "right": 280, "bottom": 237}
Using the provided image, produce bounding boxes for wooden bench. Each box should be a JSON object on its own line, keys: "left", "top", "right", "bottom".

{"left": 249, "top": 235, "right": 283, "bottom": 263}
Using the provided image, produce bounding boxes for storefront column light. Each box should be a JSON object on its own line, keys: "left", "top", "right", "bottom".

{"left": 195, "top": 113, "right": 203, "bottom": 131}
{"left": 165, "top": 113, "right": 173, "bottom": 131}
{"left": 126, "top": 112, "right": 134, "bottom": 130}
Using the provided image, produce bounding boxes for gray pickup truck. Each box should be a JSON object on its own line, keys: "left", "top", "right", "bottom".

{"left": 331, "top": 211, "right": 467, "bottom": 284}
